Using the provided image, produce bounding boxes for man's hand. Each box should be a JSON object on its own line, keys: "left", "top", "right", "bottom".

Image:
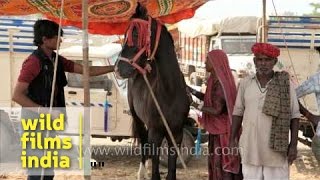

{"left": 74, "top": 64, "right": 115, "bottom": 76}
{"left": 229, "top": 138, "right": 240, "bottom": 157}
{"left": 287, "top": 143, "right": 298, "bottom": 165}
{"left": 298, "top": 101, "right": 320, "bottom": 126}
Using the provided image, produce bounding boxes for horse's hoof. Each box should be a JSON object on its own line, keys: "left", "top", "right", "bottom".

{"left": 145, "top": 159, "right": 152, "bottom": 174}
{"left": 137, "top": 162, "right": 149, "bottom": 180}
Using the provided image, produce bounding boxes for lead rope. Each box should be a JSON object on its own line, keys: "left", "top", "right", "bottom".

{"left": 142, "top": 19, "right": 186, "bottom": 168}
{"left": 41, "top": 0, "right": 65, "bottom": 180}
{"left": 142, "top": 74, "right": 187, "bottom": 169}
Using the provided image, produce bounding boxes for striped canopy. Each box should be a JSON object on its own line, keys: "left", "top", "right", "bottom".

{"left": 0, "top": 0, "right": 207, "bottom": 35}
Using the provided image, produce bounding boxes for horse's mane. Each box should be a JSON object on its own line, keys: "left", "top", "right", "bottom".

{"left": 131, "top": 3, "right": 148, "bottom": 20}
{"left": 129, "top": 3, "right": 186, "bottom": 97}
{"left": 154, "top": 24, "right": 185, "bottom": 96}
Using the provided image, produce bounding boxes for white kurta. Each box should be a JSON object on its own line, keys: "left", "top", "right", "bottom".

{"left": 233, "top": 75, "right": 301, "bottom": 167}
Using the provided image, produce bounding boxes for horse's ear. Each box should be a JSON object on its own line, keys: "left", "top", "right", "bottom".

{"left": 133, "top": 3, "right": 148, "bottom": 19}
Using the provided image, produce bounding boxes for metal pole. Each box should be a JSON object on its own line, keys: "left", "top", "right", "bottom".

{"left": 82, "top": 0, "right": 91, "bottom": 179}
{"left": 8, "top": 29, "right": 19, "bottom": 107}
{"left": 262, "top": 0, "right": 267, "bottom": 43}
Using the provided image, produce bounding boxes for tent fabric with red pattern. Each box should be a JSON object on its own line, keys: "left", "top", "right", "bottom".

{"left": 0, "top": 0, "right": 207, "bottom": 35}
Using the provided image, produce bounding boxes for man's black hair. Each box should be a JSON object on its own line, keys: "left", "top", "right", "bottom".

{"left": 33, "top": 19, "right": 64, "bottom": 46}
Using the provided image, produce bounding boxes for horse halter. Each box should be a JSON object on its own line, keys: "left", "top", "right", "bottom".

{"left": 118, "top": 16, "right": 162, "bottom": 75}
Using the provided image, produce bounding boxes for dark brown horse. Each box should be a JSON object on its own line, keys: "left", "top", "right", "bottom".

{"left": 114, "top": 4, "right": 190, "bottom": 180}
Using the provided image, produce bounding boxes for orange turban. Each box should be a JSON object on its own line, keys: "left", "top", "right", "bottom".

{"left": 251, "top": 43, "right": 280, "bottom": 58}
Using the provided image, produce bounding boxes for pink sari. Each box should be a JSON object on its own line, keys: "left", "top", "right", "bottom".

{"left": 199, "top": 50, "right": 241, "bottom": 179}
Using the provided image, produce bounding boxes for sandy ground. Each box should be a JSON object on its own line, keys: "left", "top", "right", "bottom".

{"left": 1, "top": 137, "right": 319, "bottom": 180}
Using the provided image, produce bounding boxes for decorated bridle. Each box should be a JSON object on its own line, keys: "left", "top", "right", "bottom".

{"left": 118, "top": 16, "right": 162, "bottom": 75}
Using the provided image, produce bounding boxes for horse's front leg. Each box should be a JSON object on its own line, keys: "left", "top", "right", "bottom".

{"left": 138, "top": 129, "right": 150, "bottom": 180}
{"left": 148, "top": 128, "right": 164, "bottom": 180}
{"left": 129, "top": 109, "right": 149, "bottom": 180}
{"left": 166, "top": 129, "right": 183, "bottom": 180}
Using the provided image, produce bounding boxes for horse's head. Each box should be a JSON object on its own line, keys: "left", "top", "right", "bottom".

{"left": 115, "top": 3, "right": 161, "bottom": 78}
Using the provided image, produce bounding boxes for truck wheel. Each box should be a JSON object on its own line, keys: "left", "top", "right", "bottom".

{"left": 159, "top": 129, "right": 195, "bottom": 168}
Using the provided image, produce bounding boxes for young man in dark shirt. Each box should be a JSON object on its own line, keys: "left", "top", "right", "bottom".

{"left": 12, "top": 19, "right": 114, "bottom": 180}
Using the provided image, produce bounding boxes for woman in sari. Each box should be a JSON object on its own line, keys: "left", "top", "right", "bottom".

{"left": 189, "top": 49, "right": 242, "bottom": 180}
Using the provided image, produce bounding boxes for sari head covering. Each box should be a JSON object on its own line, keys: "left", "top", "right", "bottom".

{"left": 201, "top": 49, "right": 240, "bottom": 174}
{"left": 206, "top": 49, "right": 237, "bottom": 123}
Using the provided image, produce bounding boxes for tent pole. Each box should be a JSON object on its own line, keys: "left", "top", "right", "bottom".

{"left": 82, "top": 0, "right": 89, "bottom": 105}
{"left": 262, "top": 0, "right": 267, "bottom": 43}
{"left": 8, "top": 29, "right": 19, "bottom": 107}
{"left": 82, "top": 0, "right": 91, "bottom": 179}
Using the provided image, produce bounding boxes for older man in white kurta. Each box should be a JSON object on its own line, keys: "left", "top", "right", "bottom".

{"left": 233, "top": 75, "right": 300, "bottom": 179}
{"left": 230, "top": 43, "right": 300, "bottom": 180}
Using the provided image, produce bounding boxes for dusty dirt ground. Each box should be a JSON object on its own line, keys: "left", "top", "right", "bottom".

{"left": 1, "top": 138, "right": 319, "bottom": 180}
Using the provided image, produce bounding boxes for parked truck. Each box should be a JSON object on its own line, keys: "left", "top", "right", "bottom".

{"left": 268, "top": 16, "right": 320, "bottom": 144}
{"left": 176, "top": 16, "right": 260, "bottom": 86}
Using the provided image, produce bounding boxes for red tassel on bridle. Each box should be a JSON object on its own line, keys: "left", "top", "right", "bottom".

{"left": 126, "top": 17, "right": 151, "bottom": 58}
{"left": 118, "top": 17, "right": 162, "bottom": 75}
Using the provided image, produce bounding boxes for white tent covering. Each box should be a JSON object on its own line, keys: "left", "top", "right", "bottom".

{"left": 177, "top": 16, "right": 261, "bottom": 38}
